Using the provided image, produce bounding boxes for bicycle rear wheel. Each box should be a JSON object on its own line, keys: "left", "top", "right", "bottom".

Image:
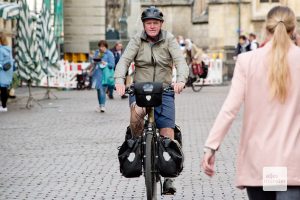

{"left": 144, "top": 133, "right": 157, "bottom": 200}
{"left": 192, "top": 80, "right": 204, "bottom": 92}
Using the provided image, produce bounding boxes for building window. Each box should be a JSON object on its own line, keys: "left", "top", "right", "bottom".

{"left": 260, "top": 0, "right": 280, "bottom": 2}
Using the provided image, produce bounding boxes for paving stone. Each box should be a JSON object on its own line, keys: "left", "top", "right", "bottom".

{"left": 0, "top": 86, "right": 247, "bottom": 200}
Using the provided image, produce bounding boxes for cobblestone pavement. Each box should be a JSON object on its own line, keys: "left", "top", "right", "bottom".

{"left": 0, "top": 86, "right": 247, "bottom": 200}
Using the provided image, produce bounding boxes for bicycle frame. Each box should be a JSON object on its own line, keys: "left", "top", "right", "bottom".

{"left": 124, "top": 83, "right": 174, "bottom": 200}
{"left": 143, "top": 107, "right": 160, "bottom": 200}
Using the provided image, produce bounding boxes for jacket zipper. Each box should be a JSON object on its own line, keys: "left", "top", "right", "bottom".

{"left": 151, "top": 44, "right": 157, "bottom": 82}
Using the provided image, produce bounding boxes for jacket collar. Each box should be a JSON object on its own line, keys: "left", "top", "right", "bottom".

{"left": 140, "top": 30, "right": 166, "bottom": 43}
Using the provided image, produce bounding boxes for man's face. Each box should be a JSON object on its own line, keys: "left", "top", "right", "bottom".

{"left": 116, "top": 43, "right": 123, "bottom": 51}
{"left": 249, "top": 36, "right": 254, "bottom": 42}
{"left": 239, "top": 38, "right": 246, "bottom": 45}
{"left": 143, "top": 19, "right": 163, "bottom": 37}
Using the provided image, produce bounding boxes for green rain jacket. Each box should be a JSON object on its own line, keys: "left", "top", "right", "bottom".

{"left": 114, "top": 30, "right": 189, "bottom": 85}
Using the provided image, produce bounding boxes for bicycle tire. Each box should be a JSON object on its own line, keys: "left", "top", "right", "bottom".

{"left": 145, "top": 133, "right": 157, "bottom": 200}
{"left": 192, "top": 81, "right": 204, "bottom": 92}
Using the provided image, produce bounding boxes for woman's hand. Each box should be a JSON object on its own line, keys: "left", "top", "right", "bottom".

{"left": 201, "top": 149, "right": 216, "bottom": 177}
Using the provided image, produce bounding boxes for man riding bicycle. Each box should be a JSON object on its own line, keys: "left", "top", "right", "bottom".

{"left": 115, "top": 6, "right": 189, "bottom": 194}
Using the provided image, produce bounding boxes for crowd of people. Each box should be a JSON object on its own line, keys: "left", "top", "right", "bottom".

{"left": 235, "top": 31, "right": 300, "bottom": 59}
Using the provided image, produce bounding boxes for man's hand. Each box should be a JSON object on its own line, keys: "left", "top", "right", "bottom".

{"left": 173, "top": 82, "right": 185, "bottom": 94}
{"left": 201, "top": 150, "right": 216, "bottom": 177}
{"left": 115, "top": 83, "right": 126, "bottom": 96}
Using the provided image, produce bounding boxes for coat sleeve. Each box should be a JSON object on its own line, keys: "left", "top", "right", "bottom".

{"left": 204, "top": 56, "right": 246, "bottom": 150}
{"left": 114, "top": 36, "right": 140, "bottom": 84}
{"left": 168, "top": 36, "right": 189, "bottom": 83}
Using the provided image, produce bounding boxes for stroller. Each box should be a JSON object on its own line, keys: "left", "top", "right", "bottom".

{"left": 76, "top": 69, "right": 92, "bottom": 90}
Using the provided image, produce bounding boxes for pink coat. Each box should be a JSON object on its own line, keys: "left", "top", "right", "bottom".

{"left": 204, "top": 42, "right": 300, "bottom": 187}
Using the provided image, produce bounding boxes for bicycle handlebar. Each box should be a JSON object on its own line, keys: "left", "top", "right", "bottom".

{"left": 125, "top": 84, "right": 174, "bottom": 95}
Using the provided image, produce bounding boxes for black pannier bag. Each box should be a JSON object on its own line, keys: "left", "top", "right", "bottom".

{"left": 118, "top": 137, "right": 142, "bottom": 178}
{"left": 157, "top": 137, "right": 184, "bottom": 177}
{"left": 134, "top": 82, "right": 163, "bottom": 107}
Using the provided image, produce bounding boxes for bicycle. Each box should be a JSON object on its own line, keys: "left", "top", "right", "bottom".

{"left": 124, "top": 82, "right": 180, "bottom": 200}
{"left": 191, "top": 77, "right": 206, "bottom": 92}
{"left": 190, "top": 62, "right": 209, "bottom": 92}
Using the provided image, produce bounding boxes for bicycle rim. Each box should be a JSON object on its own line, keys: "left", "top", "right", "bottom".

{"left": 192, "top": 82, "right": 203, "bottom": 92}
{"left": 145, "top": 133, "right": 157, "bottom": 200}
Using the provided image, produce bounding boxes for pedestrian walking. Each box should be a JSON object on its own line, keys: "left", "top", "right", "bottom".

{"left": 90, "top": 40, "right": 115, "bottom": 113}
{"left": 0, "top": 33, "right": 14, "bottom": 112}
{"left": 202, "top": 6, "right": 300, "bottom": 200}
{"left": 110, "top": 41, "right": 127, "bottom": 99}
{"left": 234, "top": 35, "right": 251, "bottom": 60}
{"left": 249, "top": 33, "right": 259, "bottom": 50}
{"left": 184, "top": 39, "right": 203, "bottom": 86}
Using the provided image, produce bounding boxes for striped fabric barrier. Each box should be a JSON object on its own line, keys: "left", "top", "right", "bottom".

{"left": 0, "top": 2, "right": 19, "bottom": 20}
{"left": 38, "top": 60, "right": 90, "bottom": 89}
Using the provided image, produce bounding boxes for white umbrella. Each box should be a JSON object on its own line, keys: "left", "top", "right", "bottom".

{"left": 0, "top": 2, "right": 19, "bottom": 20}
{"left": 35, "top": 0, "right": 59, "bottom": 99}
{"left": 15, "top": 0, "right": 42, "bottom": 108}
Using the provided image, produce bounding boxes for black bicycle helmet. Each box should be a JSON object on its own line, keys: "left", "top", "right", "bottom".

{"left": 141, "top": 6, "right": 164, "bottom": 22}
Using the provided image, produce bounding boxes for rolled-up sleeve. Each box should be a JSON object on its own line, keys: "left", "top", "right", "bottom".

{"left": 204, "top": 56, "right": 246, "bottom": 150}
{"left": 168, "top": 36, "right": 189, "bottom": 83}
{"left": 114, "top": 36, "right": 140, "bottom": 84}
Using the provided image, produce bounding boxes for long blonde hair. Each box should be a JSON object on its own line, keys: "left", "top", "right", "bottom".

{"left": 266, "top": 6, "right": 296, "bottom": 103}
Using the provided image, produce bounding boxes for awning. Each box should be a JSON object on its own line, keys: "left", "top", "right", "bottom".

{"left": 0, "top": 2, "right": 20, "bottom": 20}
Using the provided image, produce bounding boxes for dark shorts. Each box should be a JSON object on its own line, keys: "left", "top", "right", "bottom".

{"left": 129, "top": 92, "right": 175, "bottom": 129}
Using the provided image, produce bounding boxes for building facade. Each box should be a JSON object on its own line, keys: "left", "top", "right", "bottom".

{"left": 63, "top": 0, "right": 105, "bottom": 60}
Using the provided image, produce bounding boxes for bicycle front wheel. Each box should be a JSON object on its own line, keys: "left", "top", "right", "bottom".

{"left": 144, "top": 133, "right": 157, "bottom": 200}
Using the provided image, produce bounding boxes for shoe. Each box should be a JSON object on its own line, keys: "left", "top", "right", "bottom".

{"left": 108, "top": 95, "right": 114, "bottom": 99}
{"left": 0, "top": 106, "right": 8, "bottom": 112}
{"left": 162, "top": 178, "right": 176, "bottom": 195}
{"left": 100, "top": 106, "right": 105, "bottom": 113}
{"left": 95, "top": 107, "right": 101, "bottom": 113}
{"left": 121, "top": 94, "right": 128, "bottom": 99}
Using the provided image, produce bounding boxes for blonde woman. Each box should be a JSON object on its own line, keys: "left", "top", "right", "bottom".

{"left": 202, "top": 6, "right": 300, "bottom": 199}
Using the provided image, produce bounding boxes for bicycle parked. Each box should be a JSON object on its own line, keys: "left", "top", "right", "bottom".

{"left": 118, "top": 82, "right": 184, "bottom": 200}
